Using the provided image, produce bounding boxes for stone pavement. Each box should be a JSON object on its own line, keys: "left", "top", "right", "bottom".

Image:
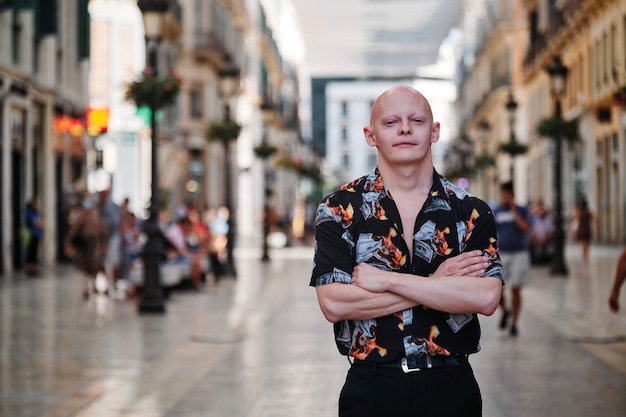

{"left": 0, "top": 243, "right": 625, "bottom": 417}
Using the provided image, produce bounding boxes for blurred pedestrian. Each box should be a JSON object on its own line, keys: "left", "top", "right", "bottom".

{"left": 164, "top": 216, "right": 204, "bottom": 290}
{"left": 209, "top": 206, "right": 229, "bottom": 273}
{"left": 570, "top": 199, "right": 595, "bottom": 265}
{"left": 311, "top": 86, "right": 503, "bottom": 417}
{"left": 529, "top": 201, "right": 554, "bottom": 265}
{"left": 97, "top": 188, "right": 121, "bottom": 293}
{"left": 67, "top": 195, "right": 109, "bottom": 300}
{"left": 608, "top": 246, "right": 626, "bottom": 313}
{"left": 117, "top": 197, "right": 133, "bottom": 283}
{"left": 24, "top": 198, "right": 44, "bottom": 276}
{"left": 494, "top": 181, "right": 531, "bottom": 337}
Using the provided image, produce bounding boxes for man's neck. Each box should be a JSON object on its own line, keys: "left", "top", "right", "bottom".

{"left": 378, "top": 162, "right": 434, "bottom": 195}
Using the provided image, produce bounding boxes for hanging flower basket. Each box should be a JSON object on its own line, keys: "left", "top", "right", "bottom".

{"left": 613, "top": 85, "right": 626, "bottom": 107}
{"left": 276, "top": 155, "right": 322, "bottom": 184}
{"left": 536, "top": 116, "right": 580, "bottom": 143}
{"left": 473, "top": 154, "right": 496, "bottom": 169}
{"left": 206, "top": 119, "right": 242, "bottom": 142}
{"left": 499, "top": 140, "right": 528, "bottom": 156}
{"left": 125, "top": 70, "right": 180, "bottom": 110}
{"left": 253, "top": 142, "right": 278, "bottom": 159}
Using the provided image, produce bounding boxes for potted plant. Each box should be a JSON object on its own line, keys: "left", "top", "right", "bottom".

{"left": 536, "top": 116, "right": 581, "bottom": 144}
{"left": 125, "top": 69, "right": 180, "bottom": 109}
{"left": 206, "top": 119, "right": 242, "bottom": 142}
{"left": 253, "top": 142, "right": 278, "bottom": 159}
{"left": 275, "top": 155, "right": 323, "bottom": 184}
{"left": 499, "top": 140, "right": 528, "bottom": 156}
{"left": 473, "top": 154, "right": 496, "bottom": 170}
{"left": 613, "top": 85, "right": 626, "bottom": 107}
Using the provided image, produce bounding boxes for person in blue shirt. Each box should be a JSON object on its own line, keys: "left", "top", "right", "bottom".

{"left": 25, "top": 198, "right": 44, "bottom": 276}
{"left": 493, "top": 181, "right": 531, "bottom": 336}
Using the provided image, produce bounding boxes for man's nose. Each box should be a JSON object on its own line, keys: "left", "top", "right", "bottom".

{"left": 399, "top": 120, "right": 412, "bottom": 135}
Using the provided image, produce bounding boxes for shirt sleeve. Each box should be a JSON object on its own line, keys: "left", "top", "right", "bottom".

{"left": 464, "top": 198, "right": 504, "bottom": 281}
{"left": 310, "top": 197, "right": 356, "bottom": 287}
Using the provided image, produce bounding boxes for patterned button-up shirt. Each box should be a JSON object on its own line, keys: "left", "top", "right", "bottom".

{"left": 310, "top": 168, "right": 503, "bottom": 361}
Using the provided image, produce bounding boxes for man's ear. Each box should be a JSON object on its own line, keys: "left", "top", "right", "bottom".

{"left": 430, "top": 122, "right": 441, "bottom": 144}
{"left": 364, "top": 126, "right": 377, "bottom": 147}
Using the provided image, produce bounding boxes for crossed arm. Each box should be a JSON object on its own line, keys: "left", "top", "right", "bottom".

{"left": 316, "top": 250, "right": 502, "bottom": 323}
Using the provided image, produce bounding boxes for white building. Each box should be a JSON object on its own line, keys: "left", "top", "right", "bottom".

{"left": 88, "top": 0, "right": 150, "bottom": 217}
{"left": 324, "top": 35, "right": 459, "bottom": 186}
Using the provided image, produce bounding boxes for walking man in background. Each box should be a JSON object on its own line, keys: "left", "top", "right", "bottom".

{"left": 494, "top": 181, "right": 531, "bottom": 336}
{"left": 97, "top": 188, "right": 121, "bottom": 295}
{"left": 311, "top": 85, "right": 503, "bottom": 417}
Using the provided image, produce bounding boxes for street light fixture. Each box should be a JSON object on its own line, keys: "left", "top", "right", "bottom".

{"left": 217, "top": 57, "right": 241, "bottom": 276}
{"left": 259, "top": 95, "right": 275, "bottom": 262}
{"left": 137, "top": 0, "right": 169, "bottom": 313}
{"left": 546, "top": 55, "right": 569, "bottom": 276}
{"left": 505, "top": 91, "right": 518, "bottom": 182}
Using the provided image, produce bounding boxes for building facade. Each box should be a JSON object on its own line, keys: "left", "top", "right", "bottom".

{"left": 0, "top": 0, "right": 90, "bottom": 275}
{"left": 454, "top": 0, "right": 626, "bottom": 244}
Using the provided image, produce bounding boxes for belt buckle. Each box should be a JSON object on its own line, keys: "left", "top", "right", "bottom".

{"left": 401, "top": 356, "right": 432, "bottom": 373}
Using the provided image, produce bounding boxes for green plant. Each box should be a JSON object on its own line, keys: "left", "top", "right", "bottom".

{"left": 473, "top": 154, "right": 496, "bottom": 169}
{"left": 126, "top": 70, "right": 180, "bottom": 109}
{"left": 499, "top": 140, "right": 528, "bottom": 156}
{"left": 275, "top": 155, "right": 323, "bottom": 184}
{"left": 206, "top": 119, "right": 242, "bottom": 142}
{"left": 253, "top": 142, "right": 278, "bottom": 159}
{"left": 536, "top": 116, "right": 580, "bottom": 143}
{"left": 613, "top": 85, "right": 626, "bottom": 107}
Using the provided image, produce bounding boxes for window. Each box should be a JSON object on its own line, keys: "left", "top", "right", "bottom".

{"left": 341, "top": 127, "right": 348, "bottom": 142}
{"left": 341, "top": 101, "right": 348, "bottom": 116}
{"left": 190, "top": 85, "right": 203, "bottom": 119}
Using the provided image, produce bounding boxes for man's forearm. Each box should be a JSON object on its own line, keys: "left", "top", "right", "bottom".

{"left": 315, "top": 283, "right": 416, "bottom": 323}
{"left": 383, "top": 273, "right": 502, "bottom": 316}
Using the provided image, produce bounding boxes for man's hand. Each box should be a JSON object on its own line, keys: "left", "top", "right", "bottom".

{"left": 352, "top": 250, "right": 489, "bottom": 294}
{"left": 609, "top": 290, "right": 620, "bottom": 313}
{"left": 351, "top": 262, "right": 389, "bottom": 293}
{"left": 432, "top": 250, "right": 488, "bottom": 278}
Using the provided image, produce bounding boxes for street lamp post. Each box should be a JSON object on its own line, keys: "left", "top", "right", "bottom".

{"left": 478, "top": 120, "right": 491, "bottom": 198}
{"left": 546, "top": 56, "right": 569, "bottom": 276}
{"left": 505, "top": 91, "right": 518, "bottom": 182}
{"left": 217, "top": 58, "right": 241, "bottom": 276}
{"left": 259, "top": 96, "right": 275, "bottom": 262}
{"left": 137, "top": 0, "right": 168, "bottom": 313}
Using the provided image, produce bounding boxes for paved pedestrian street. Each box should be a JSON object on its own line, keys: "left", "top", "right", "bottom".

{"left": 0, "top": 243, "right": 625, "bottom": 417}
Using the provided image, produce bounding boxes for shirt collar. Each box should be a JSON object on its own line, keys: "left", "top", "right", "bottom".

{"left": 371, "top": 167, "right": 449, "bottom": 202}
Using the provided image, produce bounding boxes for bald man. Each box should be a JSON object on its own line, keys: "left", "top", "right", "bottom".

{"left": 310, "top": 85, "right": 504, "bottom": 416}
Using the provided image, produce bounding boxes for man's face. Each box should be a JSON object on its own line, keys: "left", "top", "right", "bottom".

{"left": 500, "top": 190, "right": 514, "bottom": 206}
{"left": 364, "top": 87, "right": 440, "bottom": 168}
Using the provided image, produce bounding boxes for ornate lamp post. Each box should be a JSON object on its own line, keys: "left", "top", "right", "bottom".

{"left": 477, "top": 120, "right": 493, "bottom": 198}
{"left": 217, "top": 58, "right": 241, "bottom": 276}
{"left": 257, "top": 95, "right": 276, "bottom": 262}
{"left": 137, "top": 0, "right": 169, "bottom": 313}
{"left": 546, "top": 55, "right": 569, "bottom": 276}
{"left": 504, "top": 91, "right": 518, "bottom": 182}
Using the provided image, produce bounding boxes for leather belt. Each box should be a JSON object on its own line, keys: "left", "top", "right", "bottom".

{"left": 353, "top": 355, "right": 467, "bottom": 373}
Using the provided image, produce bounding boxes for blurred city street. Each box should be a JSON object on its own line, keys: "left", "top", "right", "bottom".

{"left": 1, "top": 242, "right": 625, "bottom": 417}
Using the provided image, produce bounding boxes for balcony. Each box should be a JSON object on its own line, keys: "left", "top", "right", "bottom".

{"left": 523, "top": 0, "right": 586, "bottom": 71}
{"left": 193, "top": 30, "right": 227, "bottom": 66}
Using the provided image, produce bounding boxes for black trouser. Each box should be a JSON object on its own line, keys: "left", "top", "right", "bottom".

{"left": 26, "top": 235, "right": 40, "bottom": 265}
{"left": 339, "top": 359, "right": 482, "bottom": 417}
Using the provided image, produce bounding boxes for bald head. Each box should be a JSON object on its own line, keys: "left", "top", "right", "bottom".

{"left": 369, "top": 85, "right": 434, "bottom": 127}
